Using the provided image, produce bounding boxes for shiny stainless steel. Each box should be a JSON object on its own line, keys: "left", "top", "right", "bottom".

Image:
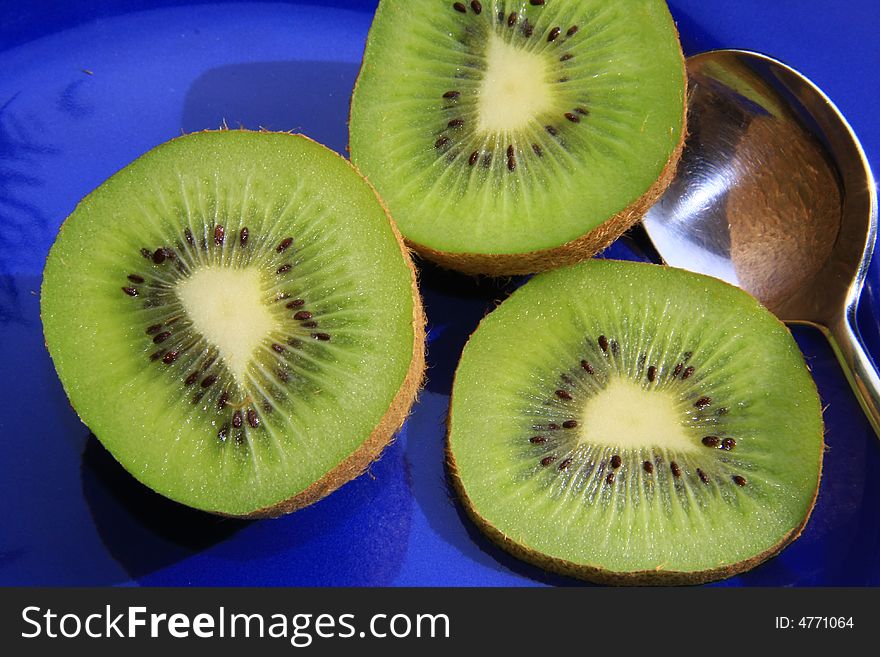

{"left": 643, "top": 49, "right": 880, "bottom": 436}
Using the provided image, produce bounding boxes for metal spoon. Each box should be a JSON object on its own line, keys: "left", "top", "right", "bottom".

{"left": 642, "top": 49, "right": 880, "bottom": 436}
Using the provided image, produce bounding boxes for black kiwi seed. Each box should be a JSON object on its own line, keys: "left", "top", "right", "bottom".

{"left": 647, "top": 366, "right": 657, "bottom": 382}
{"left": 682, "top": 366, "right": 695, "bottom": 380}
{"left": 558, "top": 458, "right": 572, "bottom": 471}
{"left": 671, "top": 462, "right": 682, "bottom": 478}
{"left": 733, "top": 475, "right": 748, "bottom": 487}
{"left": 162, "top": 351, "right": 179, "bottom": 364}
{"left": 575, "top": 107, "right": 589, "bottom": 116}
{"left": 506, "top": 145, "right": 515, "bottom": 158}
{"left": 555, "top": 389, "right": 572, "bottom": 401}
{"left": 218, "top": 424, "right": 229, "bottom": 442}
{"left": 702, "top": 436, "right": 720, "bottom": 448}
{"left": 153, "top": 331, "right": 172, "bottom": 344}
{"left": 548, "top": 26, "right": 561, "bottom": 42}
{"left": 247, "top": 409, "right": 260, "bottom": 428}
{"left": 507, "top": 12, "right": 517, "bottom": 27}
{"left": 122, "top": 286, "right": 138, "bottom": 297}
{"left": 532, "top": 144, "right": 543, "bottom": 157}
{"left": 232, "top": 410, "right": 243, "bottom": 428}
{"left": 507, "top": 156, "right": 516, "bottom": 172}
{"left": 443, "top": 90, "right": 460, "bottom": 99}
{"left": 302, "top": 320, "right": 319, "bottom": 328}
{"left": 565, "top": 112, "right": 580, "bottom": 123}
{"left": 294, "top": 310, "right": 313, "bottom": 321}
{"left": 581, "top": 360, "right": 594, "bottom": 374}
{"left": 239, "top": 227, "right": 249, "bottom": 247}
{"left": 530, "top": 436, "right": 546, "bottom": 444}
{"left": 453, "top": 2, "right": 466, "bottom": 13}
{"left": 541, "top": 455, "right": 556, "bottom": 467}
{"left": 530, "top": 0, "right": 545, "bottom": 5}
{"left": 547, "top": 423, "right": 560, "bottom": 430}
{"left": 277, "top": 264, "right": 292, "bottom": 274}
{"left": 610, "top": 340, "right": 619, "bottom": 355}
{"left": 127, "top": 274, "right": 144, "bottom": 284}
{"left": 643, "top": 461, "right": 654, "bottom": 474}
{"left": 560, "top": 53, "right": 573, "bottom": 61}
{"left": 605, "top": 472, "right": 615, "bottom": 485}
{"left": 694, "top": 397, "right": 712, "bottom": 409}
{"left": 468, "top": 151, "right": 479, "bottom": 166}
{"left": 313, "top": 333, "right": 331, "bottom": 341}
{"left": 448, "top": 119, "right": 465, "bottom": 129}
{"left": 673, "top": 363, "right": 683, "bottom": 377}
{"left": 521, "top": 20, "right": 534, "bottom": 37}
{"left": 184, "top": 228, "right": 195, "bottom": 246}
{"left": 201, "top": 374, "right": 218, "bottom": 388}
{"left": 435, "top": 136, "right": 450, "bottom": 149}
{"left": 218, "top": 391, "right": 230, "bottom": 409}
{"left": 185, "top": 372, "right": 199, "bottom": 386}
{"left": 470, "top": 1, "right": 481, "bottom": 14}
{"left": 721, "top": 438, "right": 737, "bottom": 451}
{"left": 567, "top": 25, "right": 579, "bottom": 37}
{"left": 146, "top": 324, "right": 162, "bottom": 335}
{"left": 214, "top": 224, "right": 225, "bottom": 246}
{"left": 598, "top": 335, "right": 609, "bottom": 353}
{"left": 150, "top": 350, "right": 165, "bottom": 362}
{"left": 272, "top": 343, "right": 286, "bottom": 354}
{"left": 698, "top": 469, "right": 710, "bottom": 484}
{"left": 152, "top": 248, "right": 167, "bottom": 264}
{"left": 562, "top": 420, "right": 578, "bottom": 429}
{"left": 611, "top": 455, "right": 622, "bottom": 469}
{"left": 287, "top": 299, "right": 306, "bottom": 309}
{"left": 277, "top": 237, "right": 294, "bottom": 253}
{"left": 545, "top": 125, "right": 558, "bottom": 136}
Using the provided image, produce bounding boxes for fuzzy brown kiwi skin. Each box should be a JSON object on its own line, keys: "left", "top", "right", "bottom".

{"left": 444, "top": 260, "right": 824, "bottom": 585}
{"left": 235, "top": 136, "right": 427, "bottom": 519}
{"left": 347, "top": 8, "right": 688, "bottom": 277}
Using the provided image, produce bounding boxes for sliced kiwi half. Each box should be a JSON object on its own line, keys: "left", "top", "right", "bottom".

{"left": 349, "top": 0, "right": 686, "bottom": 275}
{"left": 447, "top": 259, "right": 824, "bottom": 584}
{"left": 41, "top": 130, "right": 425, "bottom": 518}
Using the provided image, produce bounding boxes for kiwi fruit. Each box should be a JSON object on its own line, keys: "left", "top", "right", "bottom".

{"left": 446, "top": 259, "right": 824, "bottom": 584}
{"left": 41, "top": 130, "right": 425, "bottom": 518}
{"left": 349, "top": 0, "right": 687, "bottom": 275}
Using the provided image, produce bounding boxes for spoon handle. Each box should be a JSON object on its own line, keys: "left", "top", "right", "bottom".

{"left": 827, "top": 308, "right": 880, "bottom": 438}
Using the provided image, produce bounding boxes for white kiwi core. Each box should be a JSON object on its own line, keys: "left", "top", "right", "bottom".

{"left": 176, "top": 266, "right": 278, "bottom": 382}
{"left": 579, "top": 377, "right": 697, "bottom": 453}
{"left": 476, "top": 35, "right": 554, "bottom": 134}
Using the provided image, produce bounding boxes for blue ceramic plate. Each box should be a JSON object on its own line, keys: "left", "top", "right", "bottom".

{"left": 1, "top": 0, "right": 878, "bottom": 586}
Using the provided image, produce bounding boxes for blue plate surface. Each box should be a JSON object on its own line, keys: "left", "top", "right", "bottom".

{"left": 1, "top": 0, "right": 878, "bottom": 586}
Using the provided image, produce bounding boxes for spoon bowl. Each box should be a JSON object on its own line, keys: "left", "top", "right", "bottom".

{"left": 643, "top": 49, "right": 880, "bottom": 435}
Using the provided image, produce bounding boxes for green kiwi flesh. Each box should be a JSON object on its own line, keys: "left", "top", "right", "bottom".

{"left": 41, "top": 130, "right": 425, "bottom": 517}
{"left": 447, "top": 259, "right": 824, "bottom": 584}
{"left": 349, "top": 0, "right": 686, "bottom": 274}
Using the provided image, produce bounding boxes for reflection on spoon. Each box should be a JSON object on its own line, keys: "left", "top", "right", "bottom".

{"left": 644, "top": 50, "right": 880, "bottom": 436}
